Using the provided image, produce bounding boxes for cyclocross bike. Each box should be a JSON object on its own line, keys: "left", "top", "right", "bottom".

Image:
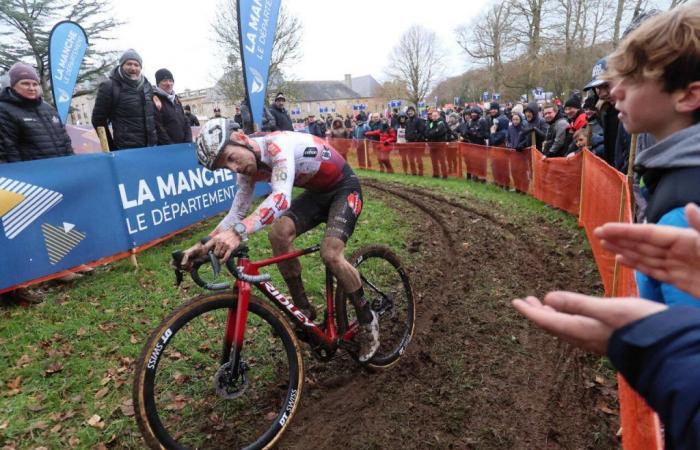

{"left": 132, "top": 239, "right": 414, "bottom": 449}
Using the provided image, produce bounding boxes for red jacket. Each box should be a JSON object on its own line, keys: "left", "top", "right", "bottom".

{"left": 365, "top": 127, "right": 396, "bottom": 149}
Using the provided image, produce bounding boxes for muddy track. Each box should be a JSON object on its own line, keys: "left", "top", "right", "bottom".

{"left": 279, "top": 179, "right": 617, "bottom": 450}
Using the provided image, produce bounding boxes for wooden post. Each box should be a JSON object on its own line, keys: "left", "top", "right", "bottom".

{"left": 627, "top": 134, "right": 639, "bottom": 221}
{"left": 96, "top": 127, "right": 110, "bottom": 153}
{"left": 97, "top": 126, "right": 139, "bottom": 268}
{"left": 578, "top": 150, "right": 586, "bottom": 219}
{"left": 364, "top": 140, "right": 369, "bottom": 169}
{"left": 531, "top": 130, "right": 536, "bottom": 150}
{"left": 611, "top": 181, "right": 627, "bottom": 297}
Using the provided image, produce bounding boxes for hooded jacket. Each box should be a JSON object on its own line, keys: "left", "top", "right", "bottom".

{"left": 488, "top": 112, "right": 510, "bottom": 146}
{"left": 152, "top": 87, "right": 192, "bottom": 145}
{"left": 0, "top": 87, "right": 73, "bottom": 162}
{"left": 405, "top": 107, "right": 426, "bottom": 142}
{"left": 506, "top": 114, "right": 525, "bottom": 149}
{"left": 634, "top": 122, "right": 700, "bottom": 307}
{"left": 329, "top": 118, "right": 349, "bottom": 139}
{"left": 517, "top": 103, "right": 548, "bottom": 151}
{"left": 91, "top": 66, "right": 157, "bottom": 150}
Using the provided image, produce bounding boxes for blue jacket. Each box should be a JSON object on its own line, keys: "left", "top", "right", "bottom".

{"left": 609, "top": 307, "right": 700, "bottom": 450}
{"left": 353, "top": 122, "right": 369, "bottom": 140}
{"left": 634, "top": 122, "right": 700, "bottom": 307}
{"left": 489, "top": 113, "right": 509, "bottom": 146}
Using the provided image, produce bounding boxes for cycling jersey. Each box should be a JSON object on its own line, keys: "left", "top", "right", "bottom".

{"left": 217, "top": 131, "right": 353, "bottom": 235}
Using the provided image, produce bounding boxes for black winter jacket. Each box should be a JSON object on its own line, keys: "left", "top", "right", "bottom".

{"left": 153, "top": 88, "right": 192, "bottom": 144}
{"left": 425, "top": 119, "right": 449, "bottom": 142}
{"left": 460, "top": 116, "right": 490, "bottom": 145}
{"left": 184, "top": 111, "right": 200, "bottom": 127}
{"left": 0, "top": 88, "right": 73, "bottom": 163}
{"left": 91, "top": 66, "right": 157, "bottom": 150}
{"left": 405, "top": 115, "right": 426, "bottom": 142}
{"left": 600, "top": 101, "right": 620, "bottom": 167}
{"left": 269, "top": 104, "right": 294, "bottom": 131}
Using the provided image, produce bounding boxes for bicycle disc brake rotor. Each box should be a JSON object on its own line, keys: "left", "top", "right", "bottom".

{"left": 371, "top": 294, "right": 395, "bottom": 319}
{"left": 213, "top": 361, "right": 249, "bottom": 399}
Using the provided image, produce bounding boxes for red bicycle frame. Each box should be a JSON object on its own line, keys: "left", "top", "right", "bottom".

{"left": 223, "top": 245, "right": 359, "bottom": 371}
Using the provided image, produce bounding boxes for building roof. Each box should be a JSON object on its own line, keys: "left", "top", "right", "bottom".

{"left": 288, "top": 80, "right": 363, "bottom": 102}
{"left": 350, "top": 75, "right": 381, "bottom": 98}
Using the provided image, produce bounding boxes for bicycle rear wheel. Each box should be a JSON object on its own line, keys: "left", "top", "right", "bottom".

{"left": 133, "top": 292, "right": 304, "bottom": 450}
{"left": 336, "top": 245, "right": 415, "bottom": 369}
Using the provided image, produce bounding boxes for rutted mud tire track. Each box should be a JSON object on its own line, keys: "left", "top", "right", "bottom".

{"left": 279, "top": 179, "right": 617, "bottom": 450}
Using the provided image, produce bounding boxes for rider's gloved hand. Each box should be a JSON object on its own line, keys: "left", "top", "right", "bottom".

{"left": 177, "top": 242, "right": 208, "bottom": 271}
{"left": 203, "top": 229, "right": 241, "bottom": 263}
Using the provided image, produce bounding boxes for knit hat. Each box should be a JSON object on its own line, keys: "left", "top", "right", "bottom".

{"left": 564, "top": 97, "right": 581, "bottom": 109}
{"left": 9, "top": 62, "right": 39, "bottom": 87}
{"left": 274, "top": 92, "right": 285, "bottom": 101}
{"left": 155, "top": 68, "right": 173, "bottom": 84}
{"left": 119, "top": 49, "right": 142, "bottom": 67}
{"left": 583, "top": 96, "right": 597, "bottom": 111}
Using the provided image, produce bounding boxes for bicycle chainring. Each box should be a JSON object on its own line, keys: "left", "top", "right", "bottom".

{"left": 213, "top": 361, "right": 249, "bottom": 399}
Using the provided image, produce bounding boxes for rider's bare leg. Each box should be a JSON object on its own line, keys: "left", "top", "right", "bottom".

{"left": 269, "top": 217, "right": 315, "bottom": 319}
{"left": 320, "top": 237, "right": 373, "bottom": 324}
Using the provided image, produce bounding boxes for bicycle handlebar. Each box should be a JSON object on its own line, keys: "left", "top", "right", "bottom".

{"left": 172, "top": 237, "right": 270, "bottom": 290}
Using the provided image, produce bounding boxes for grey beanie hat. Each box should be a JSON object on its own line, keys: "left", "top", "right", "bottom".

{"left": 119, "top": 49, "right": 142, "bottom": 66}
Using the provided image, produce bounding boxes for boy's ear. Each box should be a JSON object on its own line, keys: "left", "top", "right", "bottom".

{"left": 675, "top": 81, "right": 700, "bottom": 116}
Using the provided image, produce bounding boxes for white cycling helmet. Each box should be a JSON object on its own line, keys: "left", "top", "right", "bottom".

{"left": 196, "top": 118, "right": 252, "bottom": 169}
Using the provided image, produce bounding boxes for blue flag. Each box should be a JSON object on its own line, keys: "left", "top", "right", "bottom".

{"left": 238, "top": 0, "right": 281, "bottom": 131}
{"left": 49, "top": 21, "right": 88, "bottom": 125}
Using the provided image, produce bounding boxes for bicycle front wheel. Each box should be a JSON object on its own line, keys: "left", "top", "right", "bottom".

{"left": 336, "top": 245, "right": 415, "bottom": 369}
{"left": 133, "top": 292, "right": 304, "bottom": 450}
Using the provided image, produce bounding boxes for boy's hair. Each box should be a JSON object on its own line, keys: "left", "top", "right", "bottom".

{"left": 574, "top": 127, "right": 589, "bottom": 142}
{"left": 605, "top": 4, "right": 699, "bottom": 120}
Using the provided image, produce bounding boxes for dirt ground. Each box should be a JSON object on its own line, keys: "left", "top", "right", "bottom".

{"left": 277, "top": 179, "right": 619, "bottom": 450}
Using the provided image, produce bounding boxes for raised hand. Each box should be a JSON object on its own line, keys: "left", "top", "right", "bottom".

{"left": 512, "top": 291, "right": 668, "bottom": 355}
{"left": 595, "top": 203, "right": 700, "bottom": 298}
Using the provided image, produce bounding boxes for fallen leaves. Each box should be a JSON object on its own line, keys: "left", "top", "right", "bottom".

{"left": 44, "top": 362, "right": 64, "bottom": 376}
{"left": 95, "top": 387, "right": 110, "bottom": 400}
{"left": 596, "top": 399, "right": 618, "bottom": 416}
{"left": 15, "top": 354, "right": 32, "bottom": 367}
{"left": 6, "top": 376, "right": 22, "bottom": 397}
{"left": 120, "top": 398, "right": 135, "bottom": 417}
{"left": 87, "top": 414, "right": 105, "bottom": 429}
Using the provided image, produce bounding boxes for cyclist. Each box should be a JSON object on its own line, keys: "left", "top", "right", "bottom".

{"left": 180, "top": 119, "right": 380, "bottom": 362}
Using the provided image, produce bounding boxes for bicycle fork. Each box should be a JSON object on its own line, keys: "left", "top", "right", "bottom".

{"left": 223, "top": 281, "right": 250, "bottom": 367}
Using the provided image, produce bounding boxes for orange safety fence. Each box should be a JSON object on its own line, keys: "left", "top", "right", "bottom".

{"left": 326, "top": 137, "right": 662, "bottom": 450}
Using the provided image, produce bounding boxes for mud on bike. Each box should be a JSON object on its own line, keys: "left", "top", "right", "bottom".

{"left": 132, "top": 239, "right": 415, "bottom": 449}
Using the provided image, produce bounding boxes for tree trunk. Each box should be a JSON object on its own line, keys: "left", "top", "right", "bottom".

{"left": 612, "top": 0, "right": 625, "bottom": 46}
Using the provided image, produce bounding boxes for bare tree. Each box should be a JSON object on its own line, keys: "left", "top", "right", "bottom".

{"left": 0, "top": 0, "right": 121, "bottom": 101}
{"left": 510, "top": 0, "right": 550, "bottom": 90}
{"left": 587, "top": 0, "right": 615, "bottom": 46}
{"left": 385, "top": 25, "right": 445, "bottom": 107}
{"left": 456, "top": 2, "right": 515, "bottom": 94}
{"left": 213, "top": 0, "right": 303, "bottom": 103}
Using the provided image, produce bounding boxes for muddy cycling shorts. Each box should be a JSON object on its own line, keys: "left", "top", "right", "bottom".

{"left": 282, "top": 167, "right": 363, "bottom": 242}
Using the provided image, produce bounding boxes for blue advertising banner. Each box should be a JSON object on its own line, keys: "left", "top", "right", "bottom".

{"left": 0, "top": 144, "right": 270, "bottom": 292}
{"left": 237, "top": 0, "right": 281, "bottom": 131}
{"left": 49, "top": 21, "right": 88, "bottom": 125}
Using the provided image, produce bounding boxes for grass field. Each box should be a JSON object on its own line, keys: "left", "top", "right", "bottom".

{"left": 0, "top": 172, "right": 580, "bottom": 449}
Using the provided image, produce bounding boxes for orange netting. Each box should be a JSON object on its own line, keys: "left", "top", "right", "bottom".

{"left": 326, "top": 137, "right": 662, "bottom": 450}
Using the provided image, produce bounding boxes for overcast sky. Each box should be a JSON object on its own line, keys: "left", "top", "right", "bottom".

{"left": 105, "top": 0, "right": 489, "bottom": 92}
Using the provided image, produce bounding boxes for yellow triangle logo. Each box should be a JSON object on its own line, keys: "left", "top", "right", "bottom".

{"left": 0, "top": 189, "right": 25, "bottom": 217}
